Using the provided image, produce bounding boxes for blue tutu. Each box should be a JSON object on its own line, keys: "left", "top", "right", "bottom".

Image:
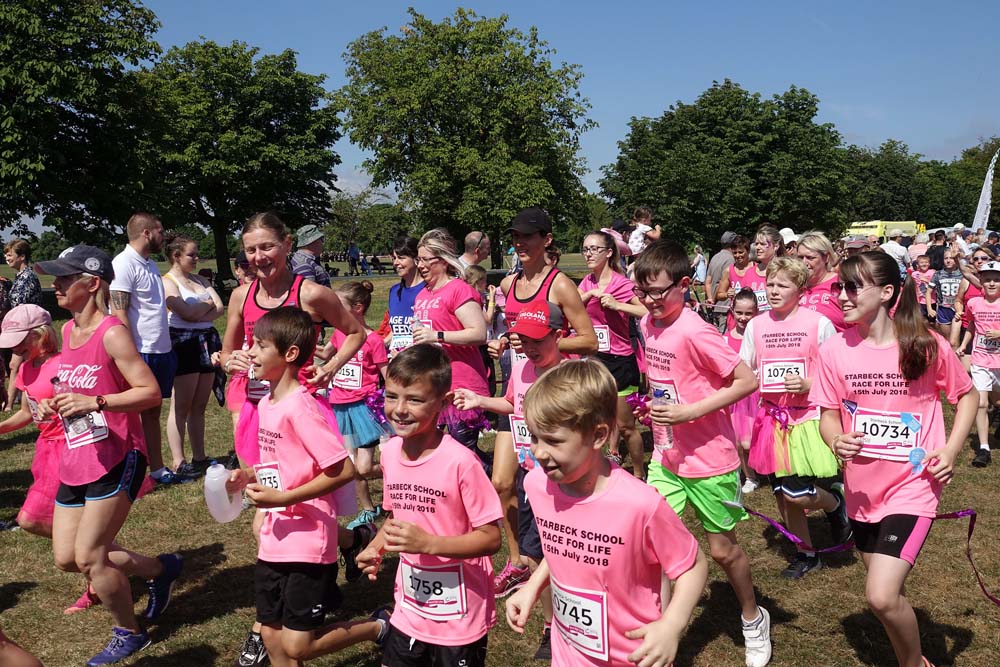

{"left": 332, "top": 399, "right": 388, "bottom": 448}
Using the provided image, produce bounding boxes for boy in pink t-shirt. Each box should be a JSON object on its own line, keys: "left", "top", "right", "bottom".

{"left": 809, "top": 251, "right": 976, "bottom": 667}
{"left": 453, "top": 301, "right": 564, "bottom": 658}
{"left": 631, "top": 241, "right": 772, "bottom": 667}
{"left": 227, "top": 308, "right": 388, "bottom": 667}
{"left": 506, "top": 361, "right": 707, "bottom": 667}
{"left": 357, "top": 344, "right": 503, "bottom": 667}
{"left": 962, "top": 260, "right": 1000, "bottom": 467}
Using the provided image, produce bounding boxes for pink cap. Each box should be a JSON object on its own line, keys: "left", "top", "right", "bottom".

{"left": 0, "top": 304, "right": 52, "bottom": 349}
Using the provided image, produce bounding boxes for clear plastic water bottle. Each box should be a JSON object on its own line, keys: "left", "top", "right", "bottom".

{"left": 650, "top": 388, "right": 674, "bottom": 451}
{"left": 50, "top": 377, "right": 89, "bottom": 435}
{"left": 410, "top": 317, "right": 424, "bottom": 335}
{"left": 204, "top": 464, "right": 243, "bottom": 523}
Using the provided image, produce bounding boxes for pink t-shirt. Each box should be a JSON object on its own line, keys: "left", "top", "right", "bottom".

{"left": 799, "top": 274, "right": 847, "bottom": 332}
{"left": 16, "top": 354, "right": 63, "bottom": 441}
{"left": 256, "top": 385, "right": 350, "bottom": 564}
{"left": 810, "top": 329, "right": 972, "bottom": 521}
{"left": 525, "top": 465, "right": 699, "bottom": 666}
{"left": 912, "top": 269, "right": 935, "bottom": 307}
{"left": 381, "top": 434, "right": 503, "bottom": 646}
{"left": 740, "top": 307, "right": 835, "bottom": 426}
{"left": 328, "top": 329, "right": 388, "bottom": 403}
{"left": 966, "top": 296, "right": 1000, "bottom": 369}
{"left": 724, "top": 329, "right": 743, "bottom": 354}
{"left": 504, "top": 359, "right": 546, "bottom": 470}
{"left": 57, "top": 317, "right": 145, "bottom": 486}
{"left": 412, "top": 279, "right": 488, "bottom": 395}
{"left": 578, "top": 271, "right": 635, "bottom": 356}
{"left": 639, "top": 308, "right": 741, "bottom": 477}
{"left": 729, "top": 264, "right": 769, "bottom": 311}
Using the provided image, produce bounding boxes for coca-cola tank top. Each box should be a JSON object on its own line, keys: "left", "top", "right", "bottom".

{"left": 57, "top": 316, "right": 145, "bottom": 486}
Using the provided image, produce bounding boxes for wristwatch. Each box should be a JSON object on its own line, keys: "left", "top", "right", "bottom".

{"left": 95, "top": 395, "right": 107, "bottom": 412}
{"left": 437, "top": 330, "right": 445, "bottom": 342}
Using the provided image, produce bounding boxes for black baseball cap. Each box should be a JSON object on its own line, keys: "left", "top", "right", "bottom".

{"left": 35, "top": 245, "right": 114, "bottom": 283}
{"left": 507, "top": 207, "right": 552, "bottom": 235}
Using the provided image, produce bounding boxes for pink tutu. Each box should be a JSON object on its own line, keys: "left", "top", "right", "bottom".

{"left": 731, "top": 391, "right": 758, "bottom": 444}
{"left": 19, "top": 435, "right": 62, "bottom": 527}
{"left": 226, "top": 373, "right": 248, "bottom": 414}
{"left": 234, "top": 400, "right": 261, "bottom": 467}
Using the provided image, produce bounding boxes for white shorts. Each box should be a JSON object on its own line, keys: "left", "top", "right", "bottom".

{"left": 971, "top": 365, "right": 1000, "bottom": 392}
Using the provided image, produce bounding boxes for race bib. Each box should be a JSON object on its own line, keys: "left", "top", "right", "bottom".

{"left": 648, "top": 378, "right": 678, "bottom": 452}
{"left": 62, "top": 411, "right": 109, "bottom": 449}
{"left": 974, "top": 334, "right": 1000, "bottom": 355}
{"left": 389, "top": 322, "right": 413, "bottom": 351}
{"left": 253, "top": 461, "right": 284, "bottom": 512}
{"left": 551, "top": 577, "right": 609, "bottom": 661}
{"left": 332, "top": 360, "right": 363, "bottom": 390}
{"left": 400, "top": 559, "right": 467, "bottom": 621}
{"left": 759, "top": 358, "right": 806, "bottom": 393}
{"left": 26, "top": 395, "right": 43, "bottom": 424}
{"left": 852, "top": 407, "right": 922, "bottom": 462}
{"left": 511, "top": 347, "right": 528, "bottom": 365}
{"left": 594, "top": 325, "right": 611, "bottom": 353}
{"left": 509, "top": 415, "right": 537, "bottom": 467}
{"left": 754, "top": 289, "right": 771, "bottom": 311}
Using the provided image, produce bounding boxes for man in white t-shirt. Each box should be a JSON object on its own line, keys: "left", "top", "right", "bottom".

{"left": 458, "top": 231, "right": 490, "bottom": 270}
{"left": 880, "top": 228, "right": 910, "bottom": 274}
{"left": 110, "top": 212, "right": 176, "bottom": 483}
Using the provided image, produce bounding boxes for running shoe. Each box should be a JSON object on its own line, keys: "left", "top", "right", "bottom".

{"left": 781, "top": 553, "right": 822, "bottom": 579}
{"left": 174, "top": 462, "right": 204, "bottom": 481}
{"left": 534, "top": 626, "right": 552, "bottom": 661}
{"left": 606, "top": 452, "right": 623, "bottom": 466}
{"left": 347, "top": 508, "right": 378, "bottom": 531}
{"left": 493, "top": 560, "right": 531, "bottom": 598}
{"left": 973, "top": 448, "right": 992, "bottom": 467}
{"left": 86, "top": 627, "right": 151, "bottom": 665}
{"left": 371, "top": 605, "right": 392, "bottom": 648}
{"left": 826, "top": 483, "right": 853, "bottom": 544}
{"left": 741, "top": 606, "right": 772, "bottom": 667}
{"left": 342, "top": 522, "right": 376, "bottom": 582}
{"left": 64, "top": 585, "right": 102, "bottom": 615}
{"left": 741, "top": 478, "right": 760, "bottom": 494}
{"left": 235, "top": 630, "right": 269, "bottom": 667}
{"left": 0, "top": 518, "right": 18, "bottom": 531}
{"left": 144, "top": 552, "right": 183, "bottom": 619}
{"left": 191, "top": 458, "right": 216, "bottom": 474}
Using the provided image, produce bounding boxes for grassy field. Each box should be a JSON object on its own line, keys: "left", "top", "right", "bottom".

{"left": 1, "top": 274, "right": 999, "bottom": 666}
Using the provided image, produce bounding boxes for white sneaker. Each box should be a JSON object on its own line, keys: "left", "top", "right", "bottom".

{"left": 742, "top": 606, "right": 772, "bottom": 667}
{"left": 742, "top": 478, "right": 760, "bottom": 494}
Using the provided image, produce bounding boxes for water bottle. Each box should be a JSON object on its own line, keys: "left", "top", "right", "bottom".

{"left": 410, "top": 317, "right": 424, "bottom": 335}
{"left": 204, "top": 463, "right": 243, "bottom": 523}
{"left": 650, "top": 388, "right": 674, "bottom": 451}
{"left": 50, "top": 377, "right": 90, "bottom": 435}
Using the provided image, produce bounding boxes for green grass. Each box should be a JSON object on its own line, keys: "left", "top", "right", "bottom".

{"left": 1, "top": 272, "right": 998, "bottom": 665}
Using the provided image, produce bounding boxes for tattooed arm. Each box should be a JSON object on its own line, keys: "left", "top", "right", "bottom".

{"left": 110, "top": 290, "right": 131, "bottom": 327}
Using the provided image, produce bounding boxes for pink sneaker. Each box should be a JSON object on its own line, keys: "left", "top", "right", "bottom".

{"left": 64, "top": 585, "right": 101, "bottom": 615}
{"left": 493, "top": 560, "right": 530, "bottom": 598}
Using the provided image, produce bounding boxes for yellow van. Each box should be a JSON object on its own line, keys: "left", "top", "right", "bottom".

{"left": 845, "top": 220, "right": 920, "bottom": 240}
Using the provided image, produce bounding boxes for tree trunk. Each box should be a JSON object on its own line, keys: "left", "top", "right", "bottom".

{"left": 193, "top": 197, "right": 234, "bottom": 284}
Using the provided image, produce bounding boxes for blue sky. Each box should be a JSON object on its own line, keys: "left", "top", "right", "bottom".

{"left": 147, "top": 1, "right": 998, "bottom": 195}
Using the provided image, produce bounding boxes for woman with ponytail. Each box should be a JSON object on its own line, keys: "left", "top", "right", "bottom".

{"left": 810, "top": 251, "right": 977, "bottom": 667}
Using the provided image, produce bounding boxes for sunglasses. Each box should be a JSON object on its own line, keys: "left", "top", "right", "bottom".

{"left": 972, "top": 255, "right": 990, "bottom": 262}
{"left": 831, "top": 280, "right": 877, "bottom": 298}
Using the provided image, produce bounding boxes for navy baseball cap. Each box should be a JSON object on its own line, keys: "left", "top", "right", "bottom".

{"left": 35, "top": 245, "right": 114, "bottom": 283}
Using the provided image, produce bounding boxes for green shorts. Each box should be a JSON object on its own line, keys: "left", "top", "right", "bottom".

{"left": 646, "top": 461, "right": 746, "bottom": 534}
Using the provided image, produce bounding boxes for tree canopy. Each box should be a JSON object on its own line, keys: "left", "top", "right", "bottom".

{"left": 131, "top": 39, "right": 342, "bottom": 279}
{"left": 338, "top": 8, "right": 594, "bottom": 264}
{"left": 0, "top": 0, "right": 159, "bottom": 236}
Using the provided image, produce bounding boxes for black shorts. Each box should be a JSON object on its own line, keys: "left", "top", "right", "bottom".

{"left": 515, "top": 467, "right": 542, "bottom": 560}
{"left": 496, "top": 414, "right": 511, "bottom": 433}
{"left": 593, "top": 352, "right": 640, "bottom": 393}
{"left": 55, "top": 450, "right": 147, "bottom": 507}
{"left": 851, "top": 514, "right": 933, "bottom": 566}
{"left": 771, "top": 473, "right": 821, "bottom": 498}
{"left": 255, "top": 560, "right": 341, "bottom": 631}
{"left": 382, "top": 625, "right": 488, "bottom": 667}
{"left": 170, "top": 327, "right": 222, "bottom": 376}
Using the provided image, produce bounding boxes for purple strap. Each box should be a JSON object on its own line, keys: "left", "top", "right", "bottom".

{"left": 724, "top": 500, "right": 855, "bottom": 554}
{"left": 934, "top": 509, "right": 1000, "bottom": 607}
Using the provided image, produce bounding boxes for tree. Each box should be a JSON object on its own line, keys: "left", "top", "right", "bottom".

{"left": 0, "top": 0, "right": 159, "bottom": 237}
{"left": 327, "top": 188, "right": 416, "bottom": 256}
{"left": 600, "top": 80, "right": 849, "bottom": 244}
{"left": 132, "top": 39, "right": 341, "bottom": 279}
{"left": 338, "top": 8, "right": 595, "bottom": 266}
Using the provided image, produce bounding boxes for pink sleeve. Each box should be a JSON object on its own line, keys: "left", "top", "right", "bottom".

{"left": 643, "top": 498, "right": 700, "bottom": 580}
{"left": 297, "top": 398, "right": 349, "bottom": 470}
{"left": 934, "top": 334, "right": 973, "bottom": 403}
{"left": 691, "top": 321, "right": 740, "bottom": 379}
{"left": 458, "top": 455, "right": 504, "bottom": 529}
{"left": 448, "top": 280, "right": 479, "bottom": 311}
{"left": 808, "top": 343, "right": 842, "bottom": 409}
{"left": 14, "top": 364, "right": 26, "bottom": 392}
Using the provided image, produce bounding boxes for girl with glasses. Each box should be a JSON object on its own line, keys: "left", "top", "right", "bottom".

{"left": 811, "top": 251, "right": 976, "bottom": 667}
{"left": 578, "top": 231, "right": 647, "bottom": 478}
{"left": 951, "top": 246, "right": 996, "bottom": 370}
